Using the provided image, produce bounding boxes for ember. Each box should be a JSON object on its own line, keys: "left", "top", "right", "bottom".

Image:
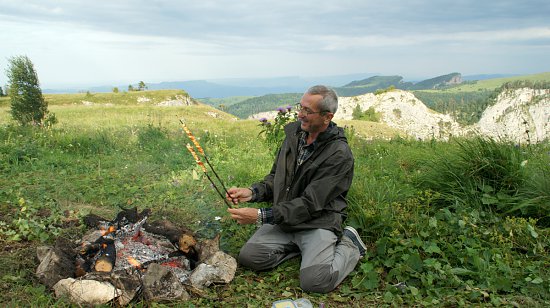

{"left": 36, "top": 207, "right": 237, "bottom": 306}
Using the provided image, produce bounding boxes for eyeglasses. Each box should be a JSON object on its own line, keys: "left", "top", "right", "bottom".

{"left": 295, "top": 103, "right": 329, "bottom": 116}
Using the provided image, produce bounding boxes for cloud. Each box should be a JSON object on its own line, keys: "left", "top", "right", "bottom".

{"left": 0, "top": 1, "right": 549, "bottom": 86}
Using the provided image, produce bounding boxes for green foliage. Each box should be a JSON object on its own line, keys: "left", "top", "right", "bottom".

{"left": 374, "top": 85, "right": 396, "bottom": 95}
{"left": 0, "top": 86, "right": 4, "bottom": 96}
{"left": 138, "top": 81, "right": 147, "bottom": 91}
{"left": 0, "top": 197, "right": 65, "bottom": 242}
{"left": 227, "top": 93, "right": 302, "bottom": 118}
{"left": 6, "top": 55, "right": 50, "bottom": 126}
{"left": 352, "top": 105, "right": 381, "bottom": 122}
{"left": 258, "top": 105, "right": 297, "bottom": 155}
{"left": 416, "top": 137, "right": 549, "bottom": 222}
{"left": 345, "top": 137, "right": 549, "bottom": 305}
{"left": 112, "top": 87, "right": 119, "bottom": 93}
{"left": 197, "top": 95, "right": 253, "bottom": 108}
{"left": 412, "top": 90, "right": 493, "bottom": 124}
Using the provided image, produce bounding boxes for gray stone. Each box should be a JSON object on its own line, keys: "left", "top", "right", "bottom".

{"left": 142, "top": 263, "right": 190, "bottom": 302}
{"left": 189, "top": 251, "right": 237, "bottom": 289}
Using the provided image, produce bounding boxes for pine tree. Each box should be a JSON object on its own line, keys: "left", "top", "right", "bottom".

{"left": 6, "top": 55, "right": 48, "bottom": 125}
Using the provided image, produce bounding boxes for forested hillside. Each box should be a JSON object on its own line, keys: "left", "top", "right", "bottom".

{"left": 226, "top": 93, "right": 302, "bottom": 118}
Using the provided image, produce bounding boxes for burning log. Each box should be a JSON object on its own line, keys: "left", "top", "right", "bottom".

{"left": 94, "top": 238, "right": 117, "bottom": 272}
{"left": 143, "top": 220, "right": 197, "bottom": 254}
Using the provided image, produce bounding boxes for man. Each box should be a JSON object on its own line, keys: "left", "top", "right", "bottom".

{"left": 226, "top": 85, "right": 367, "bottom": 293}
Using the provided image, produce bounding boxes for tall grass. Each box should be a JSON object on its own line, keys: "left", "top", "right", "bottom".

{"left": 416, "top": 136, "right": 550, "bottom": 224}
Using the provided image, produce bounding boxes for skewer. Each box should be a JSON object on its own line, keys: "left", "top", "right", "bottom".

{"left": 181, "top": 120, "right": 233, "bottom": 208}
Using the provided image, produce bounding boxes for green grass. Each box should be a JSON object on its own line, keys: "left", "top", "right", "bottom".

{"left": 0, "top": 93, "right": 549, "bottom": 306}
{"left": 418, "top": 72, "right": 550, "bottom": 93}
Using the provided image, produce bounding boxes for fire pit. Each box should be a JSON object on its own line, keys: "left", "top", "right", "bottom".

{"left": 35, "top": 207, "right": 237, "bottom": 306}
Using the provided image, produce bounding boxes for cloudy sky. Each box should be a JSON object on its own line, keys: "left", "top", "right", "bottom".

{"left": 1, "top": 0, "right": 549, "bottom": 88}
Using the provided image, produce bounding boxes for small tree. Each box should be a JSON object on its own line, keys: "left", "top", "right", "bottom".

{"left": 128, "top": 84, "right": 134, "bottom": 91}
{"left": 113, "top": 87, "right": 119, "bottom": 93}
{"left": 0, "top": 86, "right": 4, "bottom": 96}
{"left": 138, "top": 81, "right": 147, "bottom": 91}
{"left": 6, "top": 55, "right": 49, "bottom": 126}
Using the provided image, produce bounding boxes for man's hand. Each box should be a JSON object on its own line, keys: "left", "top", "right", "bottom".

{"left": 227, "top": 207, "right": 258, "bottom": 225}
{"left": 226, "top": 186, "right": 253, "bottom": 205}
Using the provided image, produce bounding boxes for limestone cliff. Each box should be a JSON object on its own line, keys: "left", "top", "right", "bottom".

{"left": 248, "top": 88, "right": 549, "bottom": 143}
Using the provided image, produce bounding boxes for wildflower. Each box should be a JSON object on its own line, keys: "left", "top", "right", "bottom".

{"left": 276, "top": 107, "right": 286, "bottom": 114}
{"left": 286, "top": 105, "right": 293, "bottom": 112}
{"left": 259, "top": 117, "right": 268, "bottom": 123}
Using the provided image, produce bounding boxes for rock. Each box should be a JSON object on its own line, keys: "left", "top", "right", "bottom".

{"left": 36, "top": 246, "right": 52, "bottom": 263}
{"left": 475, "top": 88, "right": 550, "bottom": 143}
{"left": 53, "top": 278, "right": 121, "bottom": 306}
{"left": 188, "top": 251, "right": 237, "bottom": 289}
{"left": 142, "top": 263, "right": 190, "bottom": 302}
{"left": 197, "top": 233, "right": 221, "bottom": 263}
{"left": 36, "top": 247, "right": 76, "bottom": 288}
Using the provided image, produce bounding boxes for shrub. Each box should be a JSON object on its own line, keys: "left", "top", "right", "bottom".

{"left": 258, "top": 105, "right": 296, "bottom": 155}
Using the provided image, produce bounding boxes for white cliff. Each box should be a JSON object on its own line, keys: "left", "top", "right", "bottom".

{"left": 474, "top": 88, "right": 549, "bottom": 144}
{"left": 248, "top": 88, "right": 549, "bottom": 143}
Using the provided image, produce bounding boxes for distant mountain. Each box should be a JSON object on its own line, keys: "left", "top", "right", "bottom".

{"left": 335, "top": 72, "right": 463, "bottom": 96}
{"left": 42, "top": 73, "right": 376, "bottom": 98}
{"left": 407, "top": 72, "right": 462, "bottom": 90}
{"left": 335, "top": 76, "right": 413, "bottom": 96}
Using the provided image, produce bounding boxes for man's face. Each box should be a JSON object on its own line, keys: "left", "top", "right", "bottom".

{"left": 297, "top": 93, "right": 331, "bottom": 134}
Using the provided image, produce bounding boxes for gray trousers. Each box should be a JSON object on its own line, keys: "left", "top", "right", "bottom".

{"left": 238, "top": 224, "right": 361, "bottom": 293}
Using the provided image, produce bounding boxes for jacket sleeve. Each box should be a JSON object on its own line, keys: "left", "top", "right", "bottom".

{"left": 272, "top": 143, "right": 354, "bottom": 226}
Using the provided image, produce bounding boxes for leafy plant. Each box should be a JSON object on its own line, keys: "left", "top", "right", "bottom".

{"left": 0, "top": 197, "right": 65, "bottom": 242}
{"left": 258, "top": 105, "right": 297, "bottom": 155}
{"left": 352, "top": 105, "right": 381, "bottom": 122}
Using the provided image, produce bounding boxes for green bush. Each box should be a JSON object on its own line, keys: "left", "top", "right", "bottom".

{"left": 352, "top": 105, "right": 381, "bottom": 122}
{"left": 258, "top": 105, "right": 296, "bottom": 155}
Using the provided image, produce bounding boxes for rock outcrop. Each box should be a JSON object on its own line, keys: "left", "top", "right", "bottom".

{"left": 248, "top": 87, "right": 549, "bottom": 143}
{"left": 474, "top": 88, "right": 549, "bottom": 144}
{"left": 335, "top": 90, "right": 462, "bottom": 140}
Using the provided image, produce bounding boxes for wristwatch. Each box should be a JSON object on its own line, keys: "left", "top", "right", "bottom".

{"left": 256, "top": 208, "right": 262, "bottom": 227}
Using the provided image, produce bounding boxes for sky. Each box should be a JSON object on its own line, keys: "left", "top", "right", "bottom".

{"left": 1, "top": 0, "right": 549, "bottom": 88}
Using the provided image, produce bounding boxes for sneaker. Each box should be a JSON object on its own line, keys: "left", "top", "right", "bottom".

{"left": 343, "top": 226, "right": 367, "bottom": 257}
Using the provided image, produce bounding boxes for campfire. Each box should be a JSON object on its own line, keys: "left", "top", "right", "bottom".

{"left": 35, "top": 207, "right": 237, "bottom": 306}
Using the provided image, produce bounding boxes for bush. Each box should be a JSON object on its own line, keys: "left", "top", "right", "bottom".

{"left": 352, "top": 105, "right": 381, "bottom": 122}
{"left": 258, "top": 105, "right": 296, "bottom": 155}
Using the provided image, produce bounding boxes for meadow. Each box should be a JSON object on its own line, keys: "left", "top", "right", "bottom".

{"left": 0, "top": 91, "right": 549, "bottom": 307}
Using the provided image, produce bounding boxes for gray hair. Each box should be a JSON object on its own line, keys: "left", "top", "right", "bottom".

{"left": 306, "top": 85, "right": 338, "bottom": 113}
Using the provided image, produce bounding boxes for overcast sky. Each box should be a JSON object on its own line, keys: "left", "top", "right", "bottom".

{"left": 1, "top": 0, "right": 549, "bottom": 88}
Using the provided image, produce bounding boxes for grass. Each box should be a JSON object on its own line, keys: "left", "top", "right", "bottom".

{"left": 1, "top": 92, "right": 549, "bottom": 306}
{"left": 418, "top": 72, "right": 550, "bottom": 93}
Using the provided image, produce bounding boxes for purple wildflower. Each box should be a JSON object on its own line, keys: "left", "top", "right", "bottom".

{"left": 276, "top": 107, "right": 286, "bottom": 114}
{"left": 259, "top": 117, "right": 268, "bottom": 123}
{"left": 286, "top": 105, "right": 293, "bottom": 112}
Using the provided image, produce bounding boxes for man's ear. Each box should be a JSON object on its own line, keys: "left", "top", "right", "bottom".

{"left": 325, "top": 112, "right": 334, "bottom": 123}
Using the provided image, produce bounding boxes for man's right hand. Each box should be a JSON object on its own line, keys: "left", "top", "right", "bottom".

{"left": 226, "top": 187, "right": 253, "bottom": 205}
